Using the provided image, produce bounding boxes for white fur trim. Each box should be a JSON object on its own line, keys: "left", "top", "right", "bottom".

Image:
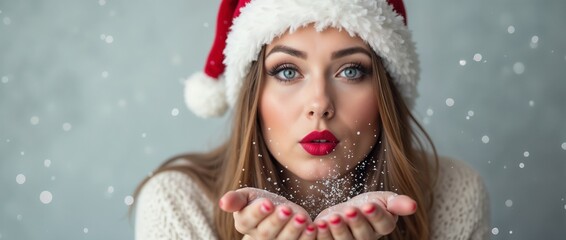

{"left": 184, "top": 72, "right": 228, "bottom": 118}
{"left": 224, "top": 0, "right": 419, "bottom": 108}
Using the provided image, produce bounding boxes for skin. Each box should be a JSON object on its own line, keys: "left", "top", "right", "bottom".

{"left": 260, "top": 24, "right": 379, "bottom": 183}
{"left": 220, "top": 25, "right": 417, "bottom": 239}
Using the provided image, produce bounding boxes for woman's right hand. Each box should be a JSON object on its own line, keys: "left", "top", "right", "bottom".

{"left": 219, "top": 187, "right": 317, "bottom": 240}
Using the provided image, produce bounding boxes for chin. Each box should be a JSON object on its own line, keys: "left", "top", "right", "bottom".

{"left": 291, "top": 161, "right": 349, "bottom": 181}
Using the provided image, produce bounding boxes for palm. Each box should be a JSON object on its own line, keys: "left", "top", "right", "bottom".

{"left": 238, "top": 187, "right": 311, "bottom": 217}
{"left": 314, "top": 191, "right": 391, "bottom": 221}
{"left": 238, "top": 188, "right": 406, "bottom": 222}
{"left": 221, "top": 188, "right": 416, "bottom": 239}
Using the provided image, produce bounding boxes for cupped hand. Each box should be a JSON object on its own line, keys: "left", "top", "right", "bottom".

{"left": 219, "top": 187, "right": 317, "bottom": 240}
{"left": 313, "top": 191, "right": 417, "bottom": 240}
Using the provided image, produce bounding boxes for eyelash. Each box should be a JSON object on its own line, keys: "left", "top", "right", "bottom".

{"left": 267, "top": 63, "right": 297, "bottom": 80}
{"left": 341, "top": 62, "right": 369, "bottom": 81}
{"left": 267, "top": 62, "right": 370, "bottom": 83}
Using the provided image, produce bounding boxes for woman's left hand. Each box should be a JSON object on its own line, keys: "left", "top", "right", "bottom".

{"left": 313, "top": 191, "right": 417, "bottom": 240}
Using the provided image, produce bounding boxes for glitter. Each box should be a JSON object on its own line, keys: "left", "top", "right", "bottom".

{"left": 507, "top": 25, "right": 515, "bottom": 34}
{"left": 445, "top": 98, "right": 455, "bottom": 107}
{"left": 473, "top": 53, "right": 482, "bottom": 62}
{"left": 492, "top": 228, "right": 499, "bottom": 235}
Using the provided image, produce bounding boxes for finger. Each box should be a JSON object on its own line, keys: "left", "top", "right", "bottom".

{"left": 343, "top": 207, "right": 377, "bottom": 240}
{"left": 254, "top": 205, "right": 293, "bottom": 239}
{"left": 315, "top": 221, "right": 333, "bottom": 240}
{"left": 219, "top": 190, "right": 248, "bottom": 213}
{"left": 386, "top": 195, "right": 417, "bottom": 216}
{"left": 275, "top": 213, "right": 309, "bottom": 239}
{"left": 327, "top": 215, "right": 354, "bottom": 240}
{"left": 361, "top": 203, "right": 397, "bottom": 235}
{"left": 298, "top": 224, "right": 317, "bottom": 240}
{"left": 234, "top": 198, "right": 274, "bottom": 233}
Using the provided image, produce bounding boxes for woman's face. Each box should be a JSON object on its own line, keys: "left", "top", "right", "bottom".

{"left": 259, "top": 25, "right": 380, "bottom": 181}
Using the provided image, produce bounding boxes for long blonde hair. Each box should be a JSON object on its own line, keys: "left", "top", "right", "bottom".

{"left": 132, "top": 46, "right": 438, "bottom": 240}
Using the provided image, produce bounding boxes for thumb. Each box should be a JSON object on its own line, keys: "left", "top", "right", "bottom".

{"left": 386, "top": 194, "right": 417, "bottom": 216}
{"left": 219, "top": 190, "right": 248, "bottom": 213}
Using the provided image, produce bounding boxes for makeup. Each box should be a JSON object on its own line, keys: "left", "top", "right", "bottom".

{"left": 299, "top": 130, "right": 339, "bottom": 156}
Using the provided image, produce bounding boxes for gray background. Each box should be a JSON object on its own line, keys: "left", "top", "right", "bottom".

{"left": 0, "top": 0, "right": 564, "bottom": 239}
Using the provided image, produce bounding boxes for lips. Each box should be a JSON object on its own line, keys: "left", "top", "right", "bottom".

{"left": 299, "top": 130, "right": 339, "bottom": 156}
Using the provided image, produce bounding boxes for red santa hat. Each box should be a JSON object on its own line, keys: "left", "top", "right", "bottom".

{"left": 184, "top": 0, "right": 419, "bottom": 118}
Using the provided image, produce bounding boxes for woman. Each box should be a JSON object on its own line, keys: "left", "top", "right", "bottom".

{"left": 133, "top": 0, "right": 490, "bottom": 239}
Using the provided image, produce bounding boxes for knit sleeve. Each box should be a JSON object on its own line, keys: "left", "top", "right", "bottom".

{"left": 135, "top": 171, "right": 217, "bottom": 240}
{"left": 429, "top": 157, "right": 491, "bottom": 240}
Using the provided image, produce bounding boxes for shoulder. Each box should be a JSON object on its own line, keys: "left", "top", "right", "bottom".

{"left": 434, "top": 156, "right": 485, "bottom": 192}
{"left": 138, "top": 170, "right": 210, "bottom": 204}
{"left": 135, "top": 170, "right": 217, "bottom": 240}
{"left": 429, "top": 156, "right": 491, "bottom": 240}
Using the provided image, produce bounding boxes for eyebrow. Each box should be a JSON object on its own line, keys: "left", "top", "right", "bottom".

{"left": 267, "top": 45, "right": 307, "bottom": 59}
{"left": 266, "top": 45, "right": 372, "bottom": 60}
{"left": 331, "top": 47, "right": 372, "bottom": 60}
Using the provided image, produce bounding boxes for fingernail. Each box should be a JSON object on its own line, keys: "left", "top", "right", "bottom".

{"left": 329, "top": 216, "right": 341, "bottom": 225}
{"left": 281, "top": 207, "right": 291, "bottom": 216}
{"left": 364, "top": 205, "right": 376, "bottom": 214}
{"left": 317, "top": 222, "right": 328, "bottom": 230}
{"left": 411, "top": 202, "right": 417, "bottom": 212}
{"left": 346, "top": 210, "right": 357, "bottom": 219}
{"left": 279, "top": 207, "right": 291, "bottom": 219}
{"left": 306, "top": 225, "right": 315, "bottom": 233}
{"left": 294, "top": 215, "right": 306, "bottom": 225}
{"left": 261, "top": 202, "right": 272, "bottom": 213}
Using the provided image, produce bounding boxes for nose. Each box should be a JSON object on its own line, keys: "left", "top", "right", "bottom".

{"left": 305, "top": 76, "right": 335, "bottom": 120}
{"left": 308, "top": 106, "right": 334, "bottom": 119}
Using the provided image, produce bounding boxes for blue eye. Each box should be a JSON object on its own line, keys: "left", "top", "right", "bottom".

{"left": 279, "top": 69, "right": 297, "bottom": 80}
{"left": 340, "top": 67, "right": 362, "bottom": 79}
{"left": 337, "top": 63, "right": 368, "bottom": 81}
{"left": 268, "top": 64, "right": 301, "bottom": 82}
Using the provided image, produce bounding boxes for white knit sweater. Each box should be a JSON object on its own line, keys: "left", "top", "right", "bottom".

{"left": 135, "top": 156, "right": 490, "bottom": 239}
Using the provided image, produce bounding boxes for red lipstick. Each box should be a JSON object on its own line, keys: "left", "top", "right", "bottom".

{"left": 299, "top": 130, "right": 339, "bottom": 156}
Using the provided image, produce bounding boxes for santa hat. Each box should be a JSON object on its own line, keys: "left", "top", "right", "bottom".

{"left": 184, "top": 0, "right": 419, "bottom": 118}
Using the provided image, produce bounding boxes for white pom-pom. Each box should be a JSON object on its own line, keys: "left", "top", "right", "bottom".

{"left": 184, "top": 72, "right": 228, "bottom": 118}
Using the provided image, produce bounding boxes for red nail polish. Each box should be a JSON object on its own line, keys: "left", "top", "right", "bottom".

{"left": 295, "top": 215, "right": 306, "bottom": 224}
{"left": 364, "top": 205, "right": 376, "bottom": 214}
{"left": 317, "top": 222, "right": 327, "bottom": 229}
{"left": 306, "top": 225, "right": 315, "bottom": 232}
{"left": 346, "top": 210, "right": 357, "bottom": 218}
{"left": 412, "top": 202, "right": 417, "bottom": 212}
{"left": 330, "top": 216, "right": 341, "bottom": 225}
{"left": 281, "top": 208, "right": 291, "bottom": 216}
{"left": 261, "top": 202, "right": 272, "bottom": 212}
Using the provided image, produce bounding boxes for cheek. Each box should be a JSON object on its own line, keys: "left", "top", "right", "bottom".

{"left": 356, "top": 96, "right": 379, "bottom": 136}
{"left": 259, "top": 91, "right": 295, "bottom": 148}
{"left": 337, "top": 88, "right": 380, "bottom": 151}
{"left": 339, "top": 88, "right": 379, "bottom": 127}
